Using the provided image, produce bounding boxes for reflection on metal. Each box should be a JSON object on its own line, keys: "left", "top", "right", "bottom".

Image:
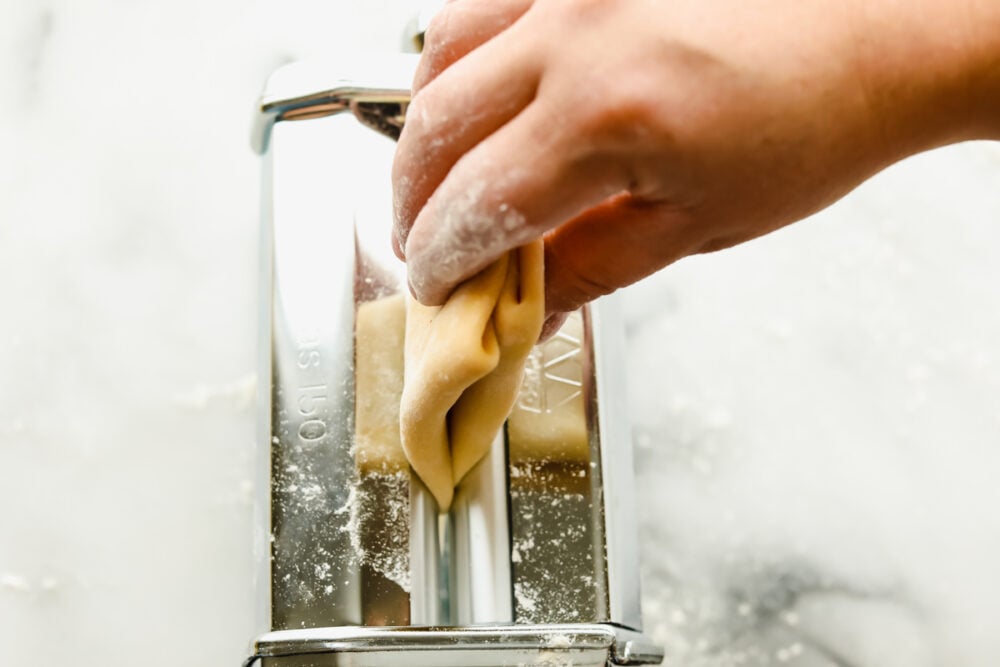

{"left": 247, "top": 624, "right": 663, "bottom": 667}
{"left": 251, "top": 55, "right": 417, "bottom": 154}
{"left": 266, "top": 124, "right": 361, "bottom": 629}
{"left": 507, "top": 311, "right": 608, "bottom": 623}
{"left": 253, "top": 53, "right": 660, "bottom": 665}
{"left": 264, "top": 112, "right": 417, "bottom": 631}
{"left": 451, "top": 431, "right": 513, "bottom": 625}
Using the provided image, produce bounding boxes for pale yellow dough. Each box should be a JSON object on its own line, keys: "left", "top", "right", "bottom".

{"left": 400, "top": 241, "right": 545, "bottom": 510}
{"left": 354, "top": 293, "right": 408, "bottom": 473}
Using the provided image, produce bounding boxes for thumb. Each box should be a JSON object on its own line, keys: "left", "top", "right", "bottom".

{"left": 543, "top": 195, "right": 705, "bottom": 314}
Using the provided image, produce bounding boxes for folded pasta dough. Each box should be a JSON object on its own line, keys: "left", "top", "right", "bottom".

{"left": 400, "top": 241, "right": 545, "bottom": 510}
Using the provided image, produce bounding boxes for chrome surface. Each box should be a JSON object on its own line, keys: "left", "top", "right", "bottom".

{"left": 591, "top": 299, "right": 644, "bottom": 630}
{"left": 251, "top": 55, "right": 418, "bottom": 154}
{"left": 246, "top": 624, "right": 664, "bottom": 666}
{"left": 252, "top": 54, "right": 661, "bottom": 665}
{"left": 451, "top": 432, "right": 513, "bottom": 625}
{"left": 407, "top": 477, "right": 442, "bottom": 625}
{"left": 506, "top": 310, "right": 609, "bottom": 623}
{"left": 262, "top": 113, "right": 416, "bottom": 630}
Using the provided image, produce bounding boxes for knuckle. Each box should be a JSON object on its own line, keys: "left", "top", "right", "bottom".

{"left": 401, "top": 89, "right": 441, "bottom": 149}
{"left": 547, "top": 0, "right": 614, "bottom": 19}
{"left": 414, "top": 10, "right": 458, "bottom": 90}
{"left": 422, "top": 6, "right": 454, "bottom": 49}
{"left": 577, "top": 75, "right": 665, "bottom": 147}
{"left": 402, "top": 93, "right": 427, "bottom": 136}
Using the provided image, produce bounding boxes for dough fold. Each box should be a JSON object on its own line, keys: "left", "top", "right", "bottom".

{"left": 400, "top": 241, "right": 545, "bottom": 510}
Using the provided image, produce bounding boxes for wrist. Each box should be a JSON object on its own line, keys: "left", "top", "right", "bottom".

{"left": 963, "top": 0, "right": 1000, "bottom": 139}
{"left": 850, "top": 0, "right": 1000, "bottom": 159}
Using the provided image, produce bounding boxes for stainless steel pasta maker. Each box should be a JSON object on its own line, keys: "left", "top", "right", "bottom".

{"left": 246, "top": 46, "right": 664, "bottom": 667}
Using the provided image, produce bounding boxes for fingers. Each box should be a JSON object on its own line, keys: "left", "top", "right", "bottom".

{"left": 538, "top": 311, "right": 570, "bottom": 342}
{"left": 404, "top": 101, "right": 633, "bottom": 305}
{"left": 414, "top": 0, "right": 535, "bottom": 94}
{"left": 542, "top": 195, "right": 703, "bottom": 314}
{"left": 392, "top": 27, "right": 542, "bottom": 258}
{"left": 494, "top": 240, "right": 545, "bottom": 354}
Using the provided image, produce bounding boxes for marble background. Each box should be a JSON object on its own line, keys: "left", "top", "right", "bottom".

{"left": 1, "top": 1, "right": 998, "bottom": 665}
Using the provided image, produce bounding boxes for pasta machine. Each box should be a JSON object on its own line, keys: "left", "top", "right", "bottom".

{"left": 245, "top": 46, "right": 664, "bottom": 667}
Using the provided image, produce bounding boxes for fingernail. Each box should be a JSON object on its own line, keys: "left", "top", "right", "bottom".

{"left": 538, "top": 311, "right": 569, "bottom": 342}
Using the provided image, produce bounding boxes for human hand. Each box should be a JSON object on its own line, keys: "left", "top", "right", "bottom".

{"left": 393, "top": 0, "right": 1000, "bottom": 316}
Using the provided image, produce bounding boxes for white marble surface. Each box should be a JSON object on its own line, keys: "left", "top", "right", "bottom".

{"left": 1, "top": 2, "right": 999, "bottom": 666}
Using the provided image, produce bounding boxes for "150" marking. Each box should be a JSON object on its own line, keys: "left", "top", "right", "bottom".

{"left": 294, "top": 329, "right": 328, "bottom": 443}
